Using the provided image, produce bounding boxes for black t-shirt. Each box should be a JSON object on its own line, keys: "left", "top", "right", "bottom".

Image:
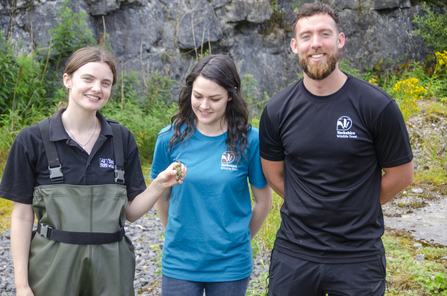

{"left": 259, "top": 75, "right": 413, "bottom": 263}
{"left": 0, "top": 109, "right": 146, "bottom": 204}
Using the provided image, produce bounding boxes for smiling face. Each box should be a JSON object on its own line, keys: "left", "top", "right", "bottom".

{"left": 191, "top": 75, "right": 232, "bottom": 135}
{"left": 291, "top": 13, "right": 345, "bottom": 80}
{"left": 63, "top": 61, "right": 113, "bottom": 113}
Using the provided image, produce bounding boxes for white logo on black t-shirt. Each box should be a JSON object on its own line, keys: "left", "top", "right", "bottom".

{"left": 336, "top": 116, "right": 353, "bottom": 131}
{"left": 99, "top": 158, "right": 114, "bottom": 169}
{"left": 336, "top": 116, "right": 357, "bottom": 138}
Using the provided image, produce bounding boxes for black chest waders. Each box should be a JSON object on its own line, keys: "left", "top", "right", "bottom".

{"left": 28, "top": 118, "right": 135, "bottom": 296}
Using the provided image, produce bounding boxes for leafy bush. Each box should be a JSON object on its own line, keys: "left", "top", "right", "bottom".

{"left": 413, "top": 3, "right": 447, "bottom": 53}
{"left": 38, "top": 0, "right": 96, "bottom": 99}
{"left": 103, "top": 71, "right": 177, "bottom": 164}
{"left": 102, "top": 98, "right": 177, "bottom": 164}
{"left": 0, "top": 34, "right": 47, "bottom": 121}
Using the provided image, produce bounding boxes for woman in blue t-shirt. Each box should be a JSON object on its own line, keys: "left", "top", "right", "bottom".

{"left": 150, "top": 55, "right": 273, "bottom": 296}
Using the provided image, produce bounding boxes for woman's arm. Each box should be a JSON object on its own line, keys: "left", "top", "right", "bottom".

{"left": 126, "top": 163, "right": 185, "bottom": 222}
{"left": 155, "top": 188, "right": 171, "bottom": 229}
{"left": 249, "top": 184, "right": 273, "bottom": 240}
{"left": 11, "top": 202, "right": 35, "bottom": 296}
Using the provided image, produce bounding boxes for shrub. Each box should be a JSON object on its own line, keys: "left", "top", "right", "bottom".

{"left": 0, "top": 34, "right": 47, "bottom": 123}
{"left": 413, "top": 3, "right": 447, "bottom": 53}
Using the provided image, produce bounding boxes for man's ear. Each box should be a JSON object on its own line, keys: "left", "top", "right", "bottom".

{"left": 337, "top": 32, "right": 345, "bottom": 50}
{"left": 290, "top": 38, "right": 299, "bottom": 55}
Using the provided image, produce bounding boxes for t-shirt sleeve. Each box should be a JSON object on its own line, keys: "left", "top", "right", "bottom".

{"left": 259, "top": 105, "right": 285, "bottom": 161}
{"left": 373, "top": 101, "right": 413, "bottom": 168}
{"left": 0, "top": 130, "right": 37, "bottom": 204}
{"left": 247, "top": 129, "right": 268, "bottom": 189}
{"left": 122, "top": 126, "right": 147, "bottom": 201}
{"left": 150, "top": 131, "right": 172, "bottom": 180}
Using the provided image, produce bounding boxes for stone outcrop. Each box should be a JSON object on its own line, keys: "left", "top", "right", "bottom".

{"left": 0, "top": 0, "right": 434, "bottom": 102}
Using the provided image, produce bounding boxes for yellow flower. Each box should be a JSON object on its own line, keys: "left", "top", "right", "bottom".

{"left": 435, "top": 50, "right": 447, "bottom": 66}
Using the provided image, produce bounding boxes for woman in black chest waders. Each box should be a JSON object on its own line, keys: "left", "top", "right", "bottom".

{"left": 0, "top": 47, "right": 186, "bottom": 296}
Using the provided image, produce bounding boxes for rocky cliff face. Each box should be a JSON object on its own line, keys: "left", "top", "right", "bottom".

{"left": 0, "top": 0, "right": 432, "bottom": 102}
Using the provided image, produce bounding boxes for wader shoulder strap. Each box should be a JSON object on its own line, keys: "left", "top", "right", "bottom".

{"left": 108, "top": 120, "right": 125, "bottom": 185}
{"left": 38, "top": 118, "right": 63, "bottom": 184}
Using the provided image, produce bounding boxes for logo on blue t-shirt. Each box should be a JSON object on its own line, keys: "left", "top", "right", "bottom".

{"left": 336, "top": 116, "right": 357, "bottom": 139}
{"left": 221, "top": 151, "right": 235, "bottom": 163}
{"left": 221, "top": 151, "right": 238, "bottom": 171}
{"left": 99, "top": 158, "right": 115, "bottom": 169}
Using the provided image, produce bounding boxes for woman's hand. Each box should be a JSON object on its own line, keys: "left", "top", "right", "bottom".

{"left": 155, "top": 161, "right": 187, "bottom": 189}
{"left": 126, "top": 162, "right": 186, "bottom": 222}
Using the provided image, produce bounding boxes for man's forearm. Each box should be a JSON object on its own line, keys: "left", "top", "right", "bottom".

{"left": 261, "top": 158, "right": 285, "bottom": 198}
{"left": 380, "top": 161, "right": 414, "bottom": 205}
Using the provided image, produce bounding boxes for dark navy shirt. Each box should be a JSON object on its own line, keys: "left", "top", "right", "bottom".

{"left": 0, "top": 109, "right": 146, "bottom": 204}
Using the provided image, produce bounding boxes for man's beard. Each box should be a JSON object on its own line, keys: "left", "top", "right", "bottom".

{"left": 299, "top": 50, "right": 339, "bottom": 80}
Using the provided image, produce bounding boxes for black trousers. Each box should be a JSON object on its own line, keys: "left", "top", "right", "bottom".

{"left": 267, "top": 249, "right": 386, "bottom": 296}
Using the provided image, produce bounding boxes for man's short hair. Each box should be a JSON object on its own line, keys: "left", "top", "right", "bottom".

{"left": 292, "top": 3, "right": 340, "bottom": 37}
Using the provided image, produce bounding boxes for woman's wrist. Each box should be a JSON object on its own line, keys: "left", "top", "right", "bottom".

{"left": 152, "top": 175, "right": 169, "bottom": 191}
{"left": 15, "top": 278, "right": 30, "bottom": 289}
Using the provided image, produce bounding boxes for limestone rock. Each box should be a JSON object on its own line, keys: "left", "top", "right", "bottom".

{"left": 0, "top": 0, "right": 434, "bottom": 102}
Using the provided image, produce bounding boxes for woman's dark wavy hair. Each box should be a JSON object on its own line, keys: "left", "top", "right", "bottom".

{"left": 168, "top": 54, "right": 251, "bottom": 161}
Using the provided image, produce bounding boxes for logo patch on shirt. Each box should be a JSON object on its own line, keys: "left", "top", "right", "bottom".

{"left": 99, "top": 158, "right": 115, "bottom": 169}
{"left": 336, "top": 116, "right": 357, "bottom": 139}
{"left": 221, "top": 151, "right": 238, "bottom": 171}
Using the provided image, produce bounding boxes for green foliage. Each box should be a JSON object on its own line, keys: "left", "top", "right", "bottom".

{"left": 242, "top": 74, "right": 258, "bottom": 106}
{"left": 149, "top": 244, "right": 163, "bottom": 276}
{"left": 339, "top": 59, "right": 362, "bottom": 78}
{"left": 270, "top": 0, "right": 279, "bottom": 12}
{"left": 413, "top": 3, "right": 447, "bottom": 53}
{"left": 245, "top": 258, "right": 269, "bottom": 296}
{"left": 103, "top": 71, "right": 177, "bottom": 164}
{"left": 242, "top": 74, "right": 268, "bottom": 112}
{"left": 102, "top": 97, "right": 176, "bottom": 164}
{"left": 0, "top": 34, "right": 47, "bottom": 118}
{"left": 417, "top": 273, "right": 447, "bottom": 295}
{"left": 382, "top": 234, "right": 447, "bottom": 295}
{"left": 291, "top": 0, "right": 302, "bottom": 12}
{"left": 39, "top": 0, "right": 96, "bottom": 98}
{"left": 47, "top": 0, "right": 95, "bottom": 63}
{"left": 196, "top": 49, "right": 210, "bottom": 61}
{"left": 0, "top": 35, "right": 18, "bottom": 112}
{"left": 142, "top": 70, "right": 175, "bottom": 113}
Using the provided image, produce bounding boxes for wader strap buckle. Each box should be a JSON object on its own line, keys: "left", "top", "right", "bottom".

{"left": 109, "top": 120, "right": 125, "bottom": 185}
{"left": 48, "top": 165, "right": 63, "bottom": 183}
{"left": 38, "top": 223, "right": 53, "bottom": 239}
{"left": 38, "top": 118, "right": 64, "bottom": 184}
{"left": 37, "top": 223, "right": 125, "bottom": 245}
{"left": 115, "top": 166, "right": 125, "bottom": 185}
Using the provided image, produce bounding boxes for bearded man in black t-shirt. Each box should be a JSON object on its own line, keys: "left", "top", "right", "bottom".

{"left": 259, "top": 3, "right": 414, "bottom": 296}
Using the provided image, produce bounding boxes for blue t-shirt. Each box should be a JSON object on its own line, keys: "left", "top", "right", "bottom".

{"left": 150, "top": 125, "right": 267, "bottom": 282}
